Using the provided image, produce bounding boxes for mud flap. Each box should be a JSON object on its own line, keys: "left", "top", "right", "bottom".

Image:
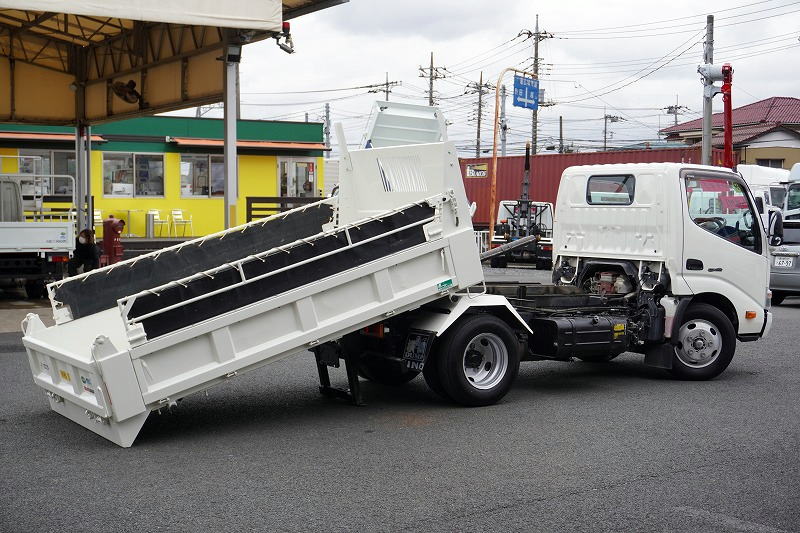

{"left": 643, "top": 343, "right": 674, "bottom": 369}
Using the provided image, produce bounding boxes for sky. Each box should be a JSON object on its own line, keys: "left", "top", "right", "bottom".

{"left": 174, "top": 0, "right": 800, "bottom": 157}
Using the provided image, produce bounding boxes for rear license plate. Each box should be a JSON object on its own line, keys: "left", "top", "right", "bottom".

{"left": 774, "top": 256, "right": 794, "bottom": 268}
{"left": 403, "top": 330, "right": 436, "bottom": 371}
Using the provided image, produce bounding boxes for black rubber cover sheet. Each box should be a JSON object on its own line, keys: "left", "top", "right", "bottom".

{"left": 54, "top": 203, "right": 335, "bottom": 319}
{"left": 128, "top": 204, "right": 434, "bottom": 339}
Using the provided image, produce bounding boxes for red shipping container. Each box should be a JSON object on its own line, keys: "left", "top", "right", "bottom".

{"left": 461, "top": 147, "right": 734, "bottom": 228}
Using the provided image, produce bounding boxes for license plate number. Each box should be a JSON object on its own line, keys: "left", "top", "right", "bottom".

{"left": 774, "top": 257, "right": 794, "bottom": 268}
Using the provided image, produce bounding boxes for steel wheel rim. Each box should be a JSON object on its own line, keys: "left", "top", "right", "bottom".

{"left": 674, "top": 318, "right": 722, "bottom": 368}
{"left": 462, "top": 333, "right": 508, "bottom": 390}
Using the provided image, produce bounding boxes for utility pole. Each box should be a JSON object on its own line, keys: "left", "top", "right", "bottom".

{"left": 559, "top": 115, "right": 564, "bottom": 154}
{"left": 418, "top": 52, "right": 447, "bottom": 106}
{"left": 467, "top": 72, "right": 493, "bottom": 158}
{"left": 368, "top": 76, "right": 400, "bottom": 100}
{"left": 603, "top": 112, "right": 622, "bottom": 151}
{"left": 701, "top": 15, "right": 714, "bottom": 165}
{"left": 665, "top": 95, "right": 688, "bottom": 127}
{"left": 530, "top": 15, "right": 551, "bottom": 153}
{"left": 324, "top": 103, "right": 331, "bottom": 157}
{"left": 500, "top": 85, "right": 508, "bottom": 156}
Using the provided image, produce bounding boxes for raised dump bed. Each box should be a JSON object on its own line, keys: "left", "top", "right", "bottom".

{"left": 22, "top": 140, "right": 483, "bottom": 447}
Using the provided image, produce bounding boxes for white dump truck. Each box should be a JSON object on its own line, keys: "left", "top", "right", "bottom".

{"left": 21, "top": 146, "right": 777, "bottom": 446}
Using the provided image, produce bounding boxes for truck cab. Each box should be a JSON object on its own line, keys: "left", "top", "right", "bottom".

{"left": 552, "top": 163, "right": 773, "bottom": 376}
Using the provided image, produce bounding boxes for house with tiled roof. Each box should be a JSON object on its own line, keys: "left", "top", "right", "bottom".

{"left": 660, "top": 96, "right": 800, "bottom": 169}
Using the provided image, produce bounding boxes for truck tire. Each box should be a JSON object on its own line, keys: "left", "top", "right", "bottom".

{"left": 771, "top": 291, "right": 787, "bottom": 305}
{"left": 669, "top": 303, "right": 736, "bottom": 381}
{"left": 434, "top": 314, "right": 520, "bottom": 406}
{"left": 422, "top": 348, "right": 449, "bottom": 399}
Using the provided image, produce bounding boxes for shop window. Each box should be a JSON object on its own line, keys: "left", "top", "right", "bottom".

{"left": 279, "top": 158, "right": 317, "bottom": 198}
{"left": 52, "top": 151, "right": 76, "bottom": 195}
{"left": 17, "top": 149, "right": 77, "bottom": 197}
{"left": 103, "top": 153, "right": 164, "bottom": 197}
{"left": 17, "top": 149, "right": 52, "bottom": 196}
{"left": 180, "top": 154, "right": 226, "bottom": 197}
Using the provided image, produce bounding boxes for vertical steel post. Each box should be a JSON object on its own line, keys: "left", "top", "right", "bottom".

{"left": 701, "top": 15, "right": 714, "bottom": 166}
{"left": 223, "top": 58, "right": 239, "bottom": 229}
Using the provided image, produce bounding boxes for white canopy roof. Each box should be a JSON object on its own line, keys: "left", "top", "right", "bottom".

{"left": 0, "top": 0, "right": 283, "bottom": 31}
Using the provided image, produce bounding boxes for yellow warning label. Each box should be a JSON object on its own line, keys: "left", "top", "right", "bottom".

{"left": 613, "top": 323, "right": 625, "bottom": 332}
{"left": 59, "top": 370, "right": 71, "bottom": 382}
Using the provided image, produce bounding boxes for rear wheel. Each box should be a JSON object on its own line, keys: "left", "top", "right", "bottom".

{"left": 434, "top": 314, "right": 520, "bottom": 406}
{"left": 669, "top": 303, "right": 736, "bottom": 380}
{"left": 771, "top": 291, "right": 787, "bottom": 305}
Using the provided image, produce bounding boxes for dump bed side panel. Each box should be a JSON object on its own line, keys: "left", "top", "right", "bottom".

{"left": 52, "top": 201, "right": 335, "bottom": 319}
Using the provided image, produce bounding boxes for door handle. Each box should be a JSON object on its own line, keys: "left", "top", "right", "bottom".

{"left": 686, "top": 258, "right": 704, "bottom": 270}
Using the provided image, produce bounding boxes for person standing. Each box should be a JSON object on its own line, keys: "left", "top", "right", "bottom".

{"left": 68, "top": 229, "right": 100, "bottom": 276}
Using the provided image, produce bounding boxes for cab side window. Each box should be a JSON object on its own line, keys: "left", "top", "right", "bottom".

{"left": 586, "top": 175, "right": 635, "bottom": 205}
{"left": 685, "top": 176, "right": 761, "bottom": 254}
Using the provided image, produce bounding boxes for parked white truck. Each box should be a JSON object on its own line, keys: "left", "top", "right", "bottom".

{"left": 0, "top": 176, "right": 74, "bottom": 298}
{"left": 21, "top": 145, "right": 777, "bottom": 446}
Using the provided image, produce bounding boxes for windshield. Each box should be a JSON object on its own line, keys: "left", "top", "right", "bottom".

{"left": 770, "top": 186, "right": 787, "bottom": 208}
{"left": 787, "top": 183, "right": 800, "bottom": 211}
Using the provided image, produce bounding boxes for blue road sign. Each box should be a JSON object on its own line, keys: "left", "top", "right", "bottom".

{"left": 513, "top": 75, "right": 539, "bottom": 110}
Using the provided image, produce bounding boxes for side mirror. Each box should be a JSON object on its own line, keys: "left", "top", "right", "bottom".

{"left": 768, "top": 209, "right": 784, "bottom": 247}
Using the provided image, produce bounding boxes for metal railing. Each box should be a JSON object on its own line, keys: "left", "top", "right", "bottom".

{"left": 474, "top": 230, "right": 490, "bottom": 253}
{"left": 246, "top": 196, "right": 325, "bottom": 222}
{"left": 114, "top": 196, "right": 445, "bottom": 337}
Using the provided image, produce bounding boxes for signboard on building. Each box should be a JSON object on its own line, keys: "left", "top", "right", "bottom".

{"left": 465, "top": 163, "right": 488, "bottom": 178}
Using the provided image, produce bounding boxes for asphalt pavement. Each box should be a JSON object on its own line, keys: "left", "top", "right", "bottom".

{"left": 0, "top": 266, "right": 798, "bottom": 532}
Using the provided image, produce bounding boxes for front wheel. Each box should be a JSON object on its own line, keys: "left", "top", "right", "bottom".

{"left": 669, "top": 303, "right": 736, "bottom": 380}
{"left": 433, "top": 314, "right": 520, "bottom": 406}
{"left": 771, "top": 291, "right": 787, "bottom": 305}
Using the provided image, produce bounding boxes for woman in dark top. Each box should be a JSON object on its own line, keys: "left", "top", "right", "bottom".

{"left": 68, "top": 229, "right": 100, "bottom": 276}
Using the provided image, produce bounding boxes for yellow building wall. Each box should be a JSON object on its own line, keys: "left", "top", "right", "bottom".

{"left": 0, "top": 147, "right": 19, "bottom": 173}
{"left": 92, "top": 151, "right": 281, "bottom": 237}
{"left": 1, "top": 146, "right": 325, "bottom": 237}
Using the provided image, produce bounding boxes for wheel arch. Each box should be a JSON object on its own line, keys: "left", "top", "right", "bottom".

{"left": 679, "top": 292, "right": 739, "bottom": 333}
{"left": 411, "top": 294, "right": 531, "bottom": 337}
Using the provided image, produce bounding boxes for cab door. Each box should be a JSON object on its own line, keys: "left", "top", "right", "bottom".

{"left": 680, "top": 169, "right": 769, "bottom": 333}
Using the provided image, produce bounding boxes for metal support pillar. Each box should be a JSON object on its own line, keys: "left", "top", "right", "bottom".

{"left": 223, "top": 58, "right": 239, "bottom": 229}
{"left": 85, "top": 126, "right": 92, "bottom": 227}
{"left": 701, "top": 15, "right": 714, "bottom": 166}
{"left": 74, "top": 125, "right": 86, "bottom": 230}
